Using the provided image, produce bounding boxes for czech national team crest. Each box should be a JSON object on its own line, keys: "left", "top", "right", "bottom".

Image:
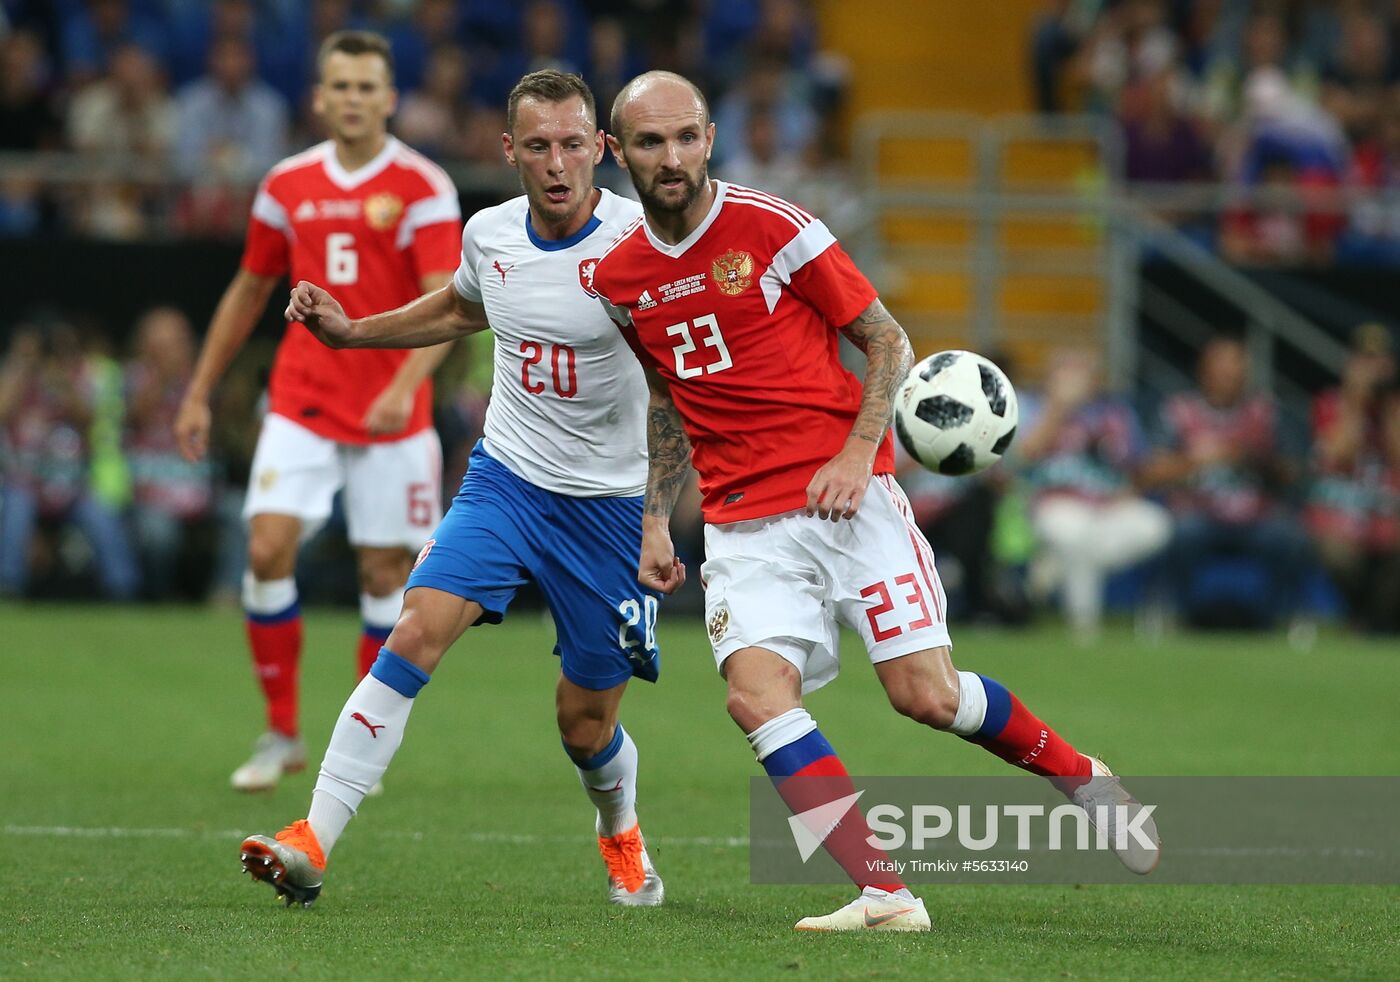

{"left": 364, "top": 192, "right": 404, "bottom": 231}
{"left": 711, "top": 249, "right": 754, "bottom": 296}
{"left": 413, "top": 539, "right": 436, "bottom": 570}
{"left": 578, "top": 257, "right": 599, "bottom": 297}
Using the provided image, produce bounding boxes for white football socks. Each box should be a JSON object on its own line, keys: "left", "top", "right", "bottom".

{"left": 572, "top": 724, "right": 640, "bottom": 838}
{"left": 308, "top": 667, "right": 420, "bottom": 857}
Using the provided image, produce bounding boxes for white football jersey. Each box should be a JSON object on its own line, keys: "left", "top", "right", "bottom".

{"left": 452, "top": 189, "right": 647, "bottom": 496}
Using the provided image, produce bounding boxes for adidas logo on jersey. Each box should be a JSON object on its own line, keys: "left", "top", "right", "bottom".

{"left": 638, "top": 290, "right": 657, "bottom": 310}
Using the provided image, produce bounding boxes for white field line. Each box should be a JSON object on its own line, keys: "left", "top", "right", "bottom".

{"left": 2, "top": 825, "right": 1384, "bottom": 859}
{"left": 1, "top": 824, "right": 749, "bottom": 848}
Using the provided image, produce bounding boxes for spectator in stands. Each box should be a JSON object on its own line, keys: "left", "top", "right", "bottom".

{"left": 1030, "top": 0, "right": 1091, "bottom": 113}
{"left": 1201, "top": 8, "right": 1319, "bottom": 129}
{"left": 1122, "top": 64, "right": 1213, "bottom": 184}
{"left": 713, "top": 55, "right": 817, "bottom": 167}
{"left": 719, "top": 105, "right": 802, "bottom": 192}
{"left": 1079, "top": 0, "right": 1178, "bottom": 115}
{"left": 1221, "top": 143, "right": 1344, "bottom": 266}
{"left": 1018, "top": 348, "right": 1171, "bottom": 640}
{"left": 1340, "top": 99, "right": 1400, "bottom": 264}
{"left": 1220, "top": 67, "right": 1348, "bottom": 266}
{"left": 897, "top": 448, "right": 1028, "bottom": 627}
{"left": 67, "top": 42, "right": 174, "bottom": 160}
{"left": 1145, "top": 334, "right": 1310, "bottom": 629}
{"left": 0, "top": 31, "right": 58, "bottom": 231}
{"left": 394, "top": 44, "right": 473, "bottom": 160}
{"left": 124, "top": 307, "right": 214, "bottom": 600}
{"left": 66, "top": 42, "right": 175, "bottom": 238}
{"left": 0, "top": 319, "right": 140, "bottom": 600}
{"left": 173, "top": 35, "right": 290, "bottom": 183}
{"left": 480, "top": 0, "right": 584, "bottom": 104}
{"left": 1320, "top": 8, "right": 1399, "bottom": 146}
{"left": 458, "top": 104, "right": 513, "bottom": 167}
{"left": 60, "top": 0, "right": 170, "bottom": 88}
{"left": 0, "top": 30, "right": 60, "bottom": 152}
{"left": 586, "top": 17, "right": 640, "bottom": 132}
{"left": 1306, "top": 322, "right": 1398, "bottom": 631}
{"left": 387, "top": 0, "right": 460, "bottom": 94}
{"left": 1369, "top": 384, "right": 1400, "bottom": 632}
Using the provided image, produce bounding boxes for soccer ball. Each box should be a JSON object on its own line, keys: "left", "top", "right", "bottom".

{"left": 893, "top": 350, "right": 1018, "bottom": 476}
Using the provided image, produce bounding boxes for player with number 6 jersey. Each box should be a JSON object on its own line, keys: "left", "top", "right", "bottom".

{"left": 236, "top": 71, "right": 669, "bottom": 912}
{"left": 174, "top": 31, "right": 461, "bottom": 795}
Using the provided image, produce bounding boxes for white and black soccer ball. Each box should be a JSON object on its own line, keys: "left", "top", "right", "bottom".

{"left": 893, "top": 350, "right": 1018, "bottom": 476}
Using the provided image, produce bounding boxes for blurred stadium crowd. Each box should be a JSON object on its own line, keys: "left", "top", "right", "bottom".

{"left": 5, "top": 305, "right": 1397, "bottom": 639}
{"left": 0, "top": 0, "right": 849, "bottom": 238}
{"left": 1034, "top": 0, "right": 1400, "bottom": 266}
{"left": 898, "top": 325, "right": 1400, "bottom": 640}
{"left": 1, "top": 0, "right": 1399, "bottom": 641}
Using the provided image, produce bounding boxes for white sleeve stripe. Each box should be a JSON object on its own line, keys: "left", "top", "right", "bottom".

{"left": 744, "top": 184, "right": 815, "bottom": 222}
{"left": 265, "top": 143, "right": 330, "bottom": 178}
{"left": 251, "top": 189, "right": 289, "bottom": 232}
{"left": 396, "top": 193, "right": 463, "bottom": 249}
{"left": 726, "top": 185, "right": 811, "bottom": 225}
{"left": 395, "top": 149, "right": 459, "bottom": 199}
{"left": 759, "top": 218, "right": 837, "bottom": 314}
{"left": 727, "top": 186, "right": 811, "bottom": 225}
{"left": 727, "top": 195, "right": 805, "bottom": 231}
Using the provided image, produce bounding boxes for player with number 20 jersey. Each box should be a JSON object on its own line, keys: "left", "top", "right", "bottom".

{"left": 238, "top": 72, "right": 668, "bottom": 912}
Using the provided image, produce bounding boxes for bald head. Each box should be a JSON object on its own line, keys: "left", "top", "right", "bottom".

{"left": 609, "top": 70, "right": 709, "bottom": 138}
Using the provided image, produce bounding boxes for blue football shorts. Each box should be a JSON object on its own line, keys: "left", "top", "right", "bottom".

{"left": 407, "top": 441, "right": 660, "bottom": 690}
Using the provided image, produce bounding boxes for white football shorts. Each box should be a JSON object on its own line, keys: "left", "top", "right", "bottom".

{"left": 701, "top": 473, "right": 952, "bottom": 693}
{"left": 243, "top": 412, "right": 442, "bottom": 550}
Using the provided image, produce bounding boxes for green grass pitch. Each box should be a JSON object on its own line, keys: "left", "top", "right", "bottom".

{"left": 2, "top": 603, "right": 1397, "bottom": 980}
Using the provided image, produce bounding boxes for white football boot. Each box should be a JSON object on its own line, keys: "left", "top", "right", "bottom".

{"left": 1070, "top": 757, "right": 1161, "bottom": 874}
{"left": 795, "top": 887, "right": 932, "bottom": 932}
{"left": 230, "top": 732, "right": 306, "bottom": 792}
{"left": 598, "top": 823, "right": 664, "bottom": 906}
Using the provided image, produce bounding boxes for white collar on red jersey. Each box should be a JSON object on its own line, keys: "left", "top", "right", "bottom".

{"left": 642, "top": 180, "right": 728, "bottom": 259}
{"left": 322, "top": 136, "right": 401, "bottom": 190}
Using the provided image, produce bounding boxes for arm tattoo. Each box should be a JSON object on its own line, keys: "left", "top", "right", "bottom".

{"left": 644, "top": 389, "right": 693, "bottom": 519}
{"left": 840, "top": 299, "right": 914, "bottom": 445}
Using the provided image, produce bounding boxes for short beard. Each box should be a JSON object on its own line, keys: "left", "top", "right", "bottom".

{"left": 633, "top": 168, "right": 705, "bottom": 214}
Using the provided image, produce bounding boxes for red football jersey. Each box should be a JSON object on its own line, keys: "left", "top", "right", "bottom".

{"left": 592, "top": 181, "right": 893, "bottom": 522}
{"left": 240, "top": 136, "right": 461, "bottom": 443}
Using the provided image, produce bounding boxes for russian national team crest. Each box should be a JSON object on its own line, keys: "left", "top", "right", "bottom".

{"left": 712, "top": 249, "right": 754, "bottom": 296}
{"left": 707, "top": 601, "right": 731, "bottom": 644}
{"left": 578, "top": 258, "right": 600, "bottom": 297}
{"left": 364, "top": 192, "right": 404, "bottom": 230}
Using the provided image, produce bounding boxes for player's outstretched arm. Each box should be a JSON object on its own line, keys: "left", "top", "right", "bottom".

{"left": 638, "top": 366, "right": 691, "bottom": 595}
{"left": 364, "top": 272, "right": 459, "bottom": 436}
{"left": 287, "top": 280, "right": 488, "bottom": 351}
{"left": 175, "top": 268, "right": 280, "bottom": 462}
{"left": 806, "top": 298, "right": 915, "bottom": 521}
